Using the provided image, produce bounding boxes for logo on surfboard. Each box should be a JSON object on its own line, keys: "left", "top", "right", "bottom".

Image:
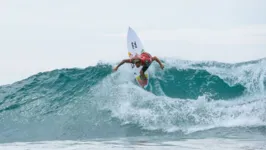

{"left": 131, "top": 41, "right": 137, "bottom": 49}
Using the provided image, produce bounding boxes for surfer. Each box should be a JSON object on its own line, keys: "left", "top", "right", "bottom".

{"left": 113, "top": 52, "right": 164, "bottom": 80}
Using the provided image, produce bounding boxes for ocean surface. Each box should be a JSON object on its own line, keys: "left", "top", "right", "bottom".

{"left": 0, "top": 58, "right": 266, "bottom": 150}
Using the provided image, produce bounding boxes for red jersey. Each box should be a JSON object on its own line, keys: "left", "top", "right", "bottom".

{"left": 131, "top": 52, "right": 152, "bottom": 66}
{"left": 139, "top": 52, "right": 152, "bottom": 65}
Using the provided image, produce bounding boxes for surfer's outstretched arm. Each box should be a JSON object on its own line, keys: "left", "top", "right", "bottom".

{"left": 113, "top": 59, "right": 131, "bottom": 71}
{"left": 152, "top": 56, "right": 164, "bottom": 69}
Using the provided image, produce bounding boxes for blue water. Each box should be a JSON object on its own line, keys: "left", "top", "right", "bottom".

{"left": 0, "top": 58, "right": 266, "bottom": 146}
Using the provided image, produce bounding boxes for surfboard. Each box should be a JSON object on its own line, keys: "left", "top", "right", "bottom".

{"left": 127, "top": 27, "right": 149, "bottom": 88}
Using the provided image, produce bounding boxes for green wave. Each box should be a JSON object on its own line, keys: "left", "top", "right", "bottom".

{"left": 0, "top": 59, "right": 265, "bottom": 143}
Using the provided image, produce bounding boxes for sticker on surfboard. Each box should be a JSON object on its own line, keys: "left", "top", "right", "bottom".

{"left": 127, "top": 27, "right": 149, "bottom": 88}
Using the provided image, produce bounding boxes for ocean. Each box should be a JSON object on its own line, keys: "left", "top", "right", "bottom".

{"left": 0, "top": 58, "right": 266, "bottom": 150}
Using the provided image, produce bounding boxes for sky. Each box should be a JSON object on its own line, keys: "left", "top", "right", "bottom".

{"left": 0, "top": 0, "right": 266, "bottom": 85}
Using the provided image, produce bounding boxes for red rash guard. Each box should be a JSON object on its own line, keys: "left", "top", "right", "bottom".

{"left": 139, "top": 52, "right": 152, "bottom": 65}
{"left": 130, "top": 52, "right": 152, "bottom": 66}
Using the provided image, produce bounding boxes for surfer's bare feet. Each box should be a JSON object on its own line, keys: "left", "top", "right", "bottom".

{"left": 140, "top": 75, "right": 147, "bottom": 80}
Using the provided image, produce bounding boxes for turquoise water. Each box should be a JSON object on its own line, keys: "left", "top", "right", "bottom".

{"left": 0, "top": 58, "right": 266, "bottom": 146}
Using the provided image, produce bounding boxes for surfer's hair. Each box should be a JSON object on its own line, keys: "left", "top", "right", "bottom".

{"left": 133, "top": 59, "right": 140, "bottom": 63}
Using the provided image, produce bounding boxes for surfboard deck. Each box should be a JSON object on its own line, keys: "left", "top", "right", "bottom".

{"left": 127, "top": 27, "right": 149, "bottom": 89}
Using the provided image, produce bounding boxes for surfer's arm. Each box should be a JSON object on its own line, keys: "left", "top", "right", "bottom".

{"left": 114, "top": 59, "right": 131, "bottom": 71}
{"left": 152, "top": 56, "right": 164, "bottom": 69}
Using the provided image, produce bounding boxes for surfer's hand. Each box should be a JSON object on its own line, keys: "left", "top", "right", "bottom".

{"left": 160, "top": 64, "right": 164, "bottom": 69}
{"left": 113, "top": 67, "right": 118, "bottom": 72}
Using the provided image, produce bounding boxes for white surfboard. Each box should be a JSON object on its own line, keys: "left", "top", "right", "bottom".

{"left": 127, "top": 27, "right": 149, "bottom": 88}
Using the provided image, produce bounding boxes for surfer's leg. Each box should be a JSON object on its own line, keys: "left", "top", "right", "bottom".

{"left": 140, "top": 70, "right": 145, "bottom": 80}
{"left": 140, "top": 66, "right": 148, "bottom": 80}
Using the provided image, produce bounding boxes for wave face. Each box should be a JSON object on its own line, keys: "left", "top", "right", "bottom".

{"left": 0, "top": 58, "right": 266, "bottom": 143}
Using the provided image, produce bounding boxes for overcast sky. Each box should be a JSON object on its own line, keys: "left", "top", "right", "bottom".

{"left": 0, "top": 0, "right": 266, "bottom": 85}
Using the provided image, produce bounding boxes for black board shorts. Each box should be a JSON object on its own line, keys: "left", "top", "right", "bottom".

{"left": 141, "top": 61, "right": 151, "bottom": 73}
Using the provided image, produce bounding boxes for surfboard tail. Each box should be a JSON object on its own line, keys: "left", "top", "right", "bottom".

{"left": 136, "top": 73, "right": 149, "bottom": 88}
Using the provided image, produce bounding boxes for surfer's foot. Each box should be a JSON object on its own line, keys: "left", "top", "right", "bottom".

{"left": 140, "top": 75, "right": 147, "bottom": 80}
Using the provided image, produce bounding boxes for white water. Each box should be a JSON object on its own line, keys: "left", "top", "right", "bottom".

{"left": 92, "top": 62, "right": 266, "bottom": 134}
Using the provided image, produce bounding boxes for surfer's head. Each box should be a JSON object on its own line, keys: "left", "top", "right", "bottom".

{"left": 133, "top": 59, "right": 141, "bottom": 67}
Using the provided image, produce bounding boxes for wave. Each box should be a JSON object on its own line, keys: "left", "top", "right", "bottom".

{"left": 0, "top": 58, "right": 266, "bottom": 142}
